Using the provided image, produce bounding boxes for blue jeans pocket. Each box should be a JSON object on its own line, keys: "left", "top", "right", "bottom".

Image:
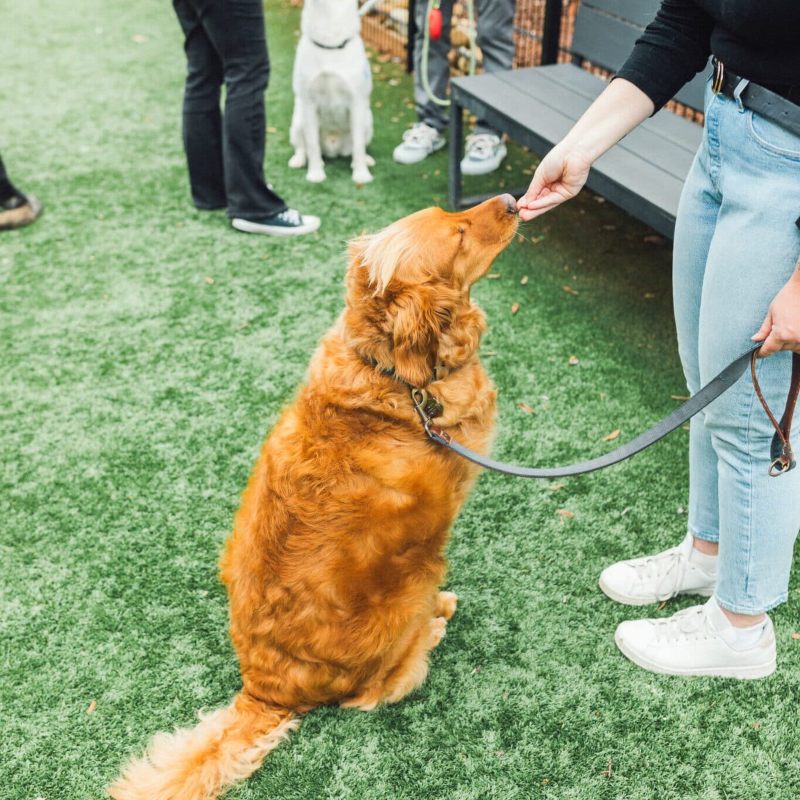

{"left": 747, "top": 111, "right": 800, "bottom": 160}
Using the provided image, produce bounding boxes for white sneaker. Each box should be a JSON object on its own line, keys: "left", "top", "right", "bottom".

{"left": 460, "top": 133, "right": 507, "bottom": 176}
{"left": 392, "top": 123, "right": 446, "bottom": 165}
{"left": 599, "top": 533, "right": 716, "bottom": 606}
{"left": 231, "top": 208, "right": 320, "bottom": 237}
{"left": 615, "top": 597, "right": 776, "bottom": 679}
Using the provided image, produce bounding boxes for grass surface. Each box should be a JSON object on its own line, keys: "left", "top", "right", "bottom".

{"left": 3, "top": 2, "right": 800, "bottom": 798}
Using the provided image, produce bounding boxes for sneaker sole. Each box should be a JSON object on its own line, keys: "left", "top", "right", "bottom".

{"left": 598, "top": 575, "right": 715, "bottom": 607}
{"left": 614, "top": 632, "right": 776, "bottom": 679}
{"left": 231, "top": 217, "right": 320, "bottom": 237}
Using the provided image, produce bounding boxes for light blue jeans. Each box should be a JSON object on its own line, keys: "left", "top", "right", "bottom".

{"left": 673, "top": 80, "right": 800, "bottom": 614}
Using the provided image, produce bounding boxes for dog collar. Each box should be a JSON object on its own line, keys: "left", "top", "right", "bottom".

{"left": 310, "top": 36, "right": 352, "bottom": 50}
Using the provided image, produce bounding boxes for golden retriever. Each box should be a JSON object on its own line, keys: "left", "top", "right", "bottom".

{"left": 109, "top": 194, "right": 519, "bottom": 800}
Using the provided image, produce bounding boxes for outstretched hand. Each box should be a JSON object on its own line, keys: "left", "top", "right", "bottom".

{"left": 752, "top": 269, "right": 800, "bottom": 356}
{"left": 516, "top": 145, "right": 593, "bottom": 221}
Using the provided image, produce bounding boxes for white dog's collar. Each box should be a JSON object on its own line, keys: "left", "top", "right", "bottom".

{"left": 310, "top": 36, "right": 352, "bottom": 50}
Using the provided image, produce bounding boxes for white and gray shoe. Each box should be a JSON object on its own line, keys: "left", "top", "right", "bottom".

{"left": 599, "top": 533, "right": 717, "bottom": 606}
{"left": 392, "top": 123, "right": 446, "bottom": 165}
{"left": 231, "top": 208, "right": 320, "bottom": 237}
{"left": 615, "top": 597, "right": 776, "bottom": 679}
{"left": 460, "top": 133, "right": 507, "bottom": 176}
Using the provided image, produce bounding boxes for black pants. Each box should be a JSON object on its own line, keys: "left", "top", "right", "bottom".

{"left": 173, "top": 0, "right": 286, "bottom": 219}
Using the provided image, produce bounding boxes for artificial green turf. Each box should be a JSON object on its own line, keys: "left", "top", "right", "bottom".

{"left": 2, "top": 2, "right": 800, "bottom": 798}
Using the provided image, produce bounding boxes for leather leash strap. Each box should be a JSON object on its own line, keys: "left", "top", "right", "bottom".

{"left": 413, "top": 343, "right": 800, "bottom": 479}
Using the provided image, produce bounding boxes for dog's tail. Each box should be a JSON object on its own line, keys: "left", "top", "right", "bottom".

{"left": 107, "top": 692, "right": 298, "bottom": 800}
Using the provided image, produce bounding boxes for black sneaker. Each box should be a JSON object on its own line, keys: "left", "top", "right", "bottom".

{"left": 231, "top": 208, "right": 320, "bottom": 237}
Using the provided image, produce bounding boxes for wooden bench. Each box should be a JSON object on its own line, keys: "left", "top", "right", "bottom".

{"left": 448, "top": 0, "right": 709, "bottom": 238}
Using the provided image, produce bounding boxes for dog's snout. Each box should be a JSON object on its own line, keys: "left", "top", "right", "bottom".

{"left": 499, "top": 193, "right": 517, "bottom": 215}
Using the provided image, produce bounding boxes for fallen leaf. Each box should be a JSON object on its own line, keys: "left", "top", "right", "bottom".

{"left": 520, "top": 275, "right": 529, "bottom": 285}
{"left": 562, "top": 285, "right": 579, "bottom": 296}
{"left": 682, "top": 424, "right": 691, "bottom": 431}
{"left": 602, "top": 429, "right": 621, "bottom": 442}
{"left": 644, "top": 234, "right": 665, "bottom": 245}
{"left": 671, "top": 394, "right": 690, "bottom": 401}
{"left": 601, "top": 759, "right": 613, "bottom": 778}
{"left": 495, "top": 750, "right": 506, "bottom": 757}
{"left": 791, "top": 632, "right": 800, "bottom": 640}
{"left": 644, "top": 292, "right": 657, "bottom": 299}
{"left": 602, "top": 224, "right": 616, "bottom": 231}
{"left": 530, "top": 235, "right": 544, "bottom": 244}
{"left": 568, "top": 355, "right": 580, "bottom": 366}
{"left": 548, "top": 483, "right": 565, "bottom": 492}
{"left": 482, "top": 350, "right": 496, "bottom": 357}
{"left": 621, "top": 506, "right": 632, "bottom": 515}
{"left": 131, "top": 33, "right": 148, "bottom": 43}
{"left": 267, "top": 126, "right": 278, "bottom": 134}
{"left": 752, "top": 721, "right": 762, "bottom": 731}
{"left": 517, "top": 402, "right": 535, "bottom": 414}
{"left": 487, "top": 273, "right": 500, "bottom": 279}
{"left": 658, "top": 601, "right": 667, "bottom": 610}
{"left": 204, "top": 276, "right": 215, "bottom": 285}
{"left": 677, "top": 506, "right": 685, "bottom": 514}
{"left": 86, "top": 699, "right": 97, "bottom": 714}
{"left": 556, "top": 509, "right": 574, "bottom": 519}
{"left": 510, "top": 303, "right": 520, "bottom": 315}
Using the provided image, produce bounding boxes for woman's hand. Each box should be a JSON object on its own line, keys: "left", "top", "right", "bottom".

{"left": 752, "top": 267, "right": 800, "bottom": 356}
{"left": 516, "top": 145, "right": 593, "bottom": 221}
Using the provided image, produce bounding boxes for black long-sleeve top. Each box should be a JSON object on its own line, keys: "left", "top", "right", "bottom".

{"left": 616, "top": 0, "right": 800, "bottom": 111}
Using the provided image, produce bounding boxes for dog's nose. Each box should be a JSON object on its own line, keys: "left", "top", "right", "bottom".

{"left": 499, "top": 193, "right": 517, "bottom": 214}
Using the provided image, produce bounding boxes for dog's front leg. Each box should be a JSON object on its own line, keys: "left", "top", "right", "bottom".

{"left": 349, "top": 97, "right": 373, "bottom": 184}
{"left": 301, "top": 98, "right": 326, "bottom": 183}
{"left": 288, "top": 98, "right": 306, "bottom": 169}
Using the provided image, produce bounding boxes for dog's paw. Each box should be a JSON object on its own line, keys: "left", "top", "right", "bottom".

{"left": 288, "top": 152, "right": 306, "bottom": 169}
{"left": 435, "top": 591, "right": 458, "bottom": 621}
{"left": 429, "top": 616, "right": 448, "bottom": 649}
{"left": 306, "top": 166, "right": 326, "bottom": 183}
{"left": 352, "top": 167, "right": 373, "bottom": 185}
{"left": 366, "top": 154, "right": 376, "bottom": 167}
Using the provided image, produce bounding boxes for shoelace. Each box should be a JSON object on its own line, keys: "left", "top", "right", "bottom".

{"left": 630, "top": 549, "right": 686, "bottom": 602}
{"left": 276, "top": 208, "right": 302, "bottom": 225}
{"left": 651, "top": 605, "right": 710, "bottom": 644}
{"left": 402, "top": 124, "right": 439, "bottom": 147}
{"left": 465, "top": 134, "right": 500, "bottom": 159}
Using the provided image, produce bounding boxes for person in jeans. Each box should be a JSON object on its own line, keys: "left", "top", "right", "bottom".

{"left": 0, "top": 154, "right": 42, "bottom": 231}
{"left": 173, "top": 0, "right": 319, "bottom": 236}
{"left": 393, "top": 0, "right": 516, "bottom": 176}
{"left": 518, "top": 0, "right": 800, "bottom": 678}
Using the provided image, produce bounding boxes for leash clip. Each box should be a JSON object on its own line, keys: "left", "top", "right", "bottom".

{"left": 411, "top": 387, "right": 448, "bottom": 442}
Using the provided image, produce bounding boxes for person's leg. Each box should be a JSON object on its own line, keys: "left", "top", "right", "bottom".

{"left": 173, "top": 0, "right": 227, "bottom": 209}
{"left": 413, "top": 0, "right": 453, "bottom": 133}
{"left": 473, "top": 0, "right": 515, "bottom": 137}
{"left": 200, "top": 0, "right": 286, "bottom": 220}
{"left": 613, "top": 88, "right": 800, "bottom": 679}
{"left": 697, "top": 92, "right": 800, "bottom": 620}
{"left": 598, "top": 84, "right": 722, "bottom": 607}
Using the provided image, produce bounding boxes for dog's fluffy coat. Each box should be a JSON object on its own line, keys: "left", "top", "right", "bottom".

{"left": 109, "top": 196, "right": 518, "bottom": 800}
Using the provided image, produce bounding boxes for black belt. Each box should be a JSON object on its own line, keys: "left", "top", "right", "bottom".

{"left": 712, "top": 59, "right": 800, "bottom": 138}
{"left": 411, "top": 344, "right": 799, "bottom": 479}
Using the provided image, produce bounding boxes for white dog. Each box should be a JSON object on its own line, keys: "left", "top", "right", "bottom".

{"left": 288, "top": 0, "right": 375, "bottom": 184}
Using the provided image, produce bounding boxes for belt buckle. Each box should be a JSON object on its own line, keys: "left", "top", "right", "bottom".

{"left": 712, "top": 58, "right": 725, "bottom": 94}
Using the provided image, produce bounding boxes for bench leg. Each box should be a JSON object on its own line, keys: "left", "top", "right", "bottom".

{"left": 448, "top": 99, "right": 464, "bottom": 210}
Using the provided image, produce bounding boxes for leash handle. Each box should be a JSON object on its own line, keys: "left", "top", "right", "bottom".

{"left": 414, "top": 344, "right": 799, "bottom": 479}
{"left": 751, "top": 351, "right": 800, "bottom": 476}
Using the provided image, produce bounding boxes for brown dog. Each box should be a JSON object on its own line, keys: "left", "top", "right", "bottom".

{"left": 109, "top": 194, "right": 518, "bottom": 800}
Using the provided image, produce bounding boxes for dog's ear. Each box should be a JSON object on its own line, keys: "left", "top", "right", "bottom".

{"left": 389, "top": 286, "right": 441, "bottom": 387}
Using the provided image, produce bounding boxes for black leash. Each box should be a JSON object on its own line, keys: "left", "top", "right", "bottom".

{"left": 411, "top": 343, "right": 799, "bottom": 479}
